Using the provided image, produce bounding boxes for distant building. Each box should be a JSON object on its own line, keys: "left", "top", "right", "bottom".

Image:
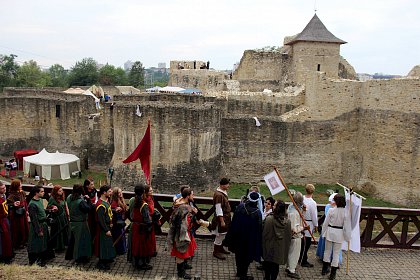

{"left": 158, "top": 62, "right": 166, "bottom": 69}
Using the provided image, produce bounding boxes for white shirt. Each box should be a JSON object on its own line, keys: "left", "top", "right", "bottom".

{"left": 303, "top": 196, "right": 318, "bottom": 237}
{"left": 322, "top": 207, "right": 351, "bottom": 243}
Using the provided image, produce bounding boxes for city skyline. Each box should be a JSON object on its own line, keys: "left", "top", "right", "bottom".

{"left": 1, "top": 0, "right": 419, "bottom": 75}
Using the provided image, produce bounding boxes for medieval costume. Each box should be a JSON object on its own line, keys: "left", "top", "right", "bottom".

{"left": 47, "top": 196, "right": 69, "bottom": 251}
{"left": 128, "top": 196, "right": 154, "bottom": 270}
{"left": 94, "top": 199, "right": 116, "bottom": 270}
{"left": 210, "top": 182, "right": 231, "bottom": 260}
{"left": 286, "top": 198, "right": 305, "bottom": 279}
{"left": 0, "top": 195, "right": 13, "bottom": 262}
{"left": 262, "top": 212, "right": 291, "bottom": 280}
{"left": 322, "top": 194, "right": 351, "bottom": 280}
{"left": 65, "top": 193, "right": 92, "bottom": 263}
{"left": 27, "top": 196, "right": 49, "bottom": 266}
{"left": 85, "top": 187, "right": 97, "bottom": 241}
{"left": 224, "top": 192, "right": 262, "bottom": 280}
{"left": 168, "top": 197, "right": 197, "bottom": 279}
{"left": 299, "top": 193, "right": 318, "bottom": 267}
{"left": 145, "top": 194, "right": 158, "bottom": 255}
{"left": 110, "top": 199, "right": 127, "bottom": 255}
{"left": 7, "top": 190, "right": 29, "bottom": 249}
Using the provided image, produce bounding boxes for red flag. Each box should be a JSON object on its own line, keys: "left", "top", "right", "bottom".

{"left": 123, "top": 120, "right": 151, "bottom": 184}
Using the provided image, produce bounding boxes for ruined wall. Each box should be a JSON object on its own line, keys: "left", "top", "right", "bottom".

{"left": 290, "top": 41, "right": 341, "bottom": 83}
{"left": 169, "top": 69, "right": 227, "bottom": 92}
{"left": 111, "top": 94, "right": 223, "bottom": 193}
{"left": 0, "top": 88, "right": 114, "bottom": 167}
{"left": 232, "top": 50, "right": 293, "bottom": 92}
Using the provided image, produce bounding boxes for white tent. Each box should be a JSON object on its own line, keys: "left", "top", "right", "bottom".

{"left": 23, "top": 148, "right": 81, "bottom": 180}
{"left": 159, "top": 86, "right": 185, "bottom": 93}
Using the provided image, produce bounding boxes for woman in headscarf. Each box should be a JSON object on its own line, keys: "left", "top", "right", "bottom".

{"left": 7, "top": 179, "right": 29, "bottom": 249}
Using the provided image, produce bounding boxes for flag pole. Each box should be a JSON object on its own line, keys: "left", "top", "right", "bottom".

{"left": 148, "top": 118, "right": 152, "bottom": 186}
{"left": 274, "top": 166, "right": 316, "bottom": 243}
{"left": 337, "top": 182, "right": 365, "bottom": 275}
{"left": 346, "top": 187, "right": 353, "bottom": 275}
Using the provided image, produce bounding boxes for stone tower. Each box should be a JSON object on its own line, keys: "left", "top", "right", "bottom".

{"left": 286, "top": 14, "right": 346, "bottom": 83}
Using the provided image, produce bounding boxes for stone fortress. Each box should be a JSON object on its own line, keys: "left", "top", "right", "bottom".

{"left": 0, "top": 14, "right": 419, "bottom": 206}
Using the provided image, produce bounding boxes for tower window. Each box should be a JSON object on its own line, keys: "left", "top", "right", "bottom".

{"left": 317, "top": 64, "right": 321, "bottom": 71}
{"left": 56, "top": 105, "right": 61, "bottom": 118}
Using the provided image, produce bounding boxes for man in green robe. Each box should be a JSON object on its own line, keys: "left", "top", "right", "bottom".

{"left": 65, "top": 184, "right": 93, "bottom": 263}
{"left": 28, "top": 186, "right": 56, "bottom": 266}
{"left": 94, "top": 185, "right": 116, "bottom": 270}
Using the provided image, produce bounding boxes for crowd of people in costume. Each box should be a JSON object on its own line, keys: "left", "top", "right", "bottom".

{"left": 0, "top": 177, "right": 351, "bottom": 280}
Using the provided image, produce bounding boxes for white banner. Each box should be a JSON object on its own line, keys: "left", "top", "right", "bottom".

{"left": 263, "top": 170, "right": 285, "bottom": 196}
{"left": 342, "top": 189, "right": 362, "bottom": 253}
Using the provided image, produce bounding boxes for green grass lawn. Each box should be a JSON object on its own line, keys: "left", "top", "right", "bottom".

{"left": 199, "top": 183, "right": 404, "bottom": 208}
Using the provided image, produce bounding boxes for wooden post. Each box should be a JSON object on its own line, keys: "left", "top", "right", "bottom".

{"left": 273, "top": 166, "right": 316, "bottom": 243}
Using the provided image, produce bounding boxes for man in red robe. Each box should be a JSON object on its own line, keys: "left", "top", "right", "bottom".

{"left": 0, "top": 182, "right": 13, "bottom": 263}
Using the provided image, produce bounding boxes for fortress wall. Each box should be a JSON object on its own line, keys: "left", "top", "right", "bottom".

{"left": 0, "top": 89, "right": 114, "bottom": 167}
{"left": 225, "top": 95, "right": 300, "bottom": 117}
{"left": 233, "top": 51, "right": 285, "bottom": 80}
{"left": 169, "top": 69, "right": 227, "bottom": 91}
{"left": 221, "top": 110, "right": 360, "bottom": 186}
{"left": 111, "top": 95, "right": 223, "bottom": 193}
{"left": 302, "top": 72, "right": 361, "bottom": 120}
{"left": 355, "top": 79, "right": 420, "bottom": 206}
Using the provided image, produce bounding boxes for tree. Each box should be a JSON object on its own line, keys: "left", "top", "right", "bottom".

{"left": 68, "top": 57, "right": 99, "bottom": 86}
{"left": 98, "top": 64, "right": 128, "bottom": 85}
{"left": 0, "top": 54, "right": 19, "bottom": 91}
{"left": 48, "top": 64, "right": 68, "bottom": 87}
{"left": 16, "top": 60, "right": 50, "bottom": 87}
{"left": 128, "top": 61, "right": 145, "bottom": 88}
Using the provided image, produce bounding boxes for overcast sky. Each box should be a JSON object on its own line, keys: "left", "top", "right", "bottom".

{"left": 1, "top": 0, "right": 419, "bottom": 75}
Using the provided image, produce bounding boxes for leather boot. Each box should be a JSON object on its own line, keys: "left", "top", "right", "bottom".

{"left": 183, "top": 259, "right": 192, "bottom": 269}
{"left": 213, "top": 245, "right": 226, "bottom": 260}
{"left": 322, "top": 261, "right": 331, "bottom": 275}
{"left": 329, "top": 266, "right": 337, "bottom": 280}
{"left": 177, "top": 263, "right": 191, "bottom": 279}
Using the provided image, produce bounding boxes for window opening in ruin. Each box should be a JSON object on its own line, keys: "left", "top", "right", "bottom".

{"left": 56, "top": 105, "right": 61, "bottom": 118}
{"left": 317, "top": 64, "right": 321, "bottom": 71}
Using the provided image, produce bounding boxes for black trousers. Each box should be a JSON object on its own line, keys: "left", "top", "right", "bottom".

{"left": 235, "top": 253, "right": 251, "bottom": 279}
{"left": 298, "top": 236, "right": 312, "bottom": 264}
{"left": 263, "top": 261, "right": 279, "bottom": 280}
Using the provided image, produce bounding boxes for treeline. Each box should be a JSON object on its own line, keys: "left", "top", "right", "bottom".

{"left": 0, "top": 54, "right": 146, "bottom": 91}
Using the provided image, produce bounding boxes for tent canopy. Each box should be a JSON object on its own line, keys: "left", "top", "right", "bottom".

{"left": 23, "top": 148, "right": 81, "bottom": 180}
{"left": 159, "top": 86, "right": 185, "bottom": 93}
{"left": 14, "top": 149, "right": 38, "bottom": 171}
{"left": 179, "top": 88, "right": 202, "bottom": 94}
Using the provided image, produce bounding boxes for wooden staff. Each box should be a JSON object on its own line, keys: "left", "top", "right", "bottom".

{"left": 148, "top": 118, "right": 152, "bottom": 187}
{"left": 274, "top": 166, "right": 316, "bottom": 243}
{"left": 336, "top": 182, "right": 366, "bottom": 275}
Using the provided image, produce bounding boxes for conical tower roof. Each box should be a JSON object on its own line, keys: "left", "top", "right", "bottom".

{"left": 286, "top": 14, "right": 346, "bottom": 45}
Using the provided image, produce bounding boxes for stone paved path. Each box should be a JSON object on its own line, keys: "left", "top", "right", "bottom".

{"left": 12, "top": 236, "right": 420, "bottom": 280}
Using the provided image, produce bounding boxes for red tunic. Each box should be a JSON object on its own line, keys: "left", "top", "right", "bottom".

{"left": 131, "top": 202, "right": 154, "bottom": 257}
{"left": 7, "top": 192, "right": 29, "bottom": 249}
{"left": 170, "top": 215, "right": 197, "bottom": 259}
{"left": 0, "top": 196, "right": 13, "bottom": 258}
